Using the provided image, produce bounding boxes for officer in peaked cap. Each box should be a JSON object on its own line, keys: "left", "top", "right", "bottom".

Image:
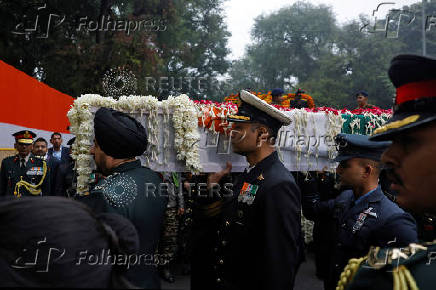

{"left": 341, "top": 55, "right": 436, "bottom": 290}
{"left": 207, "top": 90, "right": 304, "bottom": 290}
{"left": 0, "top": 130, "right": 50, "bottom": 197}
{"left": 301, "top": 133, "right": 417, "bottom": 290}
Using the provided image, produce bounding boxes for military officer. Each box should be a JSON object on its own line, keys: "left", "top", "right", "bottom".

{"left": 75, "top": 108, "right": 167, "bottom": 289}
{"left": 355, "top": 91, "right": 377, "bottom": 110}
{"left": 271, "top": 88, "right": 285, "bottom": 105}
{"left": 339, "top": 55, "right": 436, "bottom": 290}
{"left": 0, "top": 130, "right": 50, "bottom": 197}
{"left": 301, "top": 133, "right": 417, "bottom": 290}
{"left": 209, "top": 90, "right": 304, "bottom": 290}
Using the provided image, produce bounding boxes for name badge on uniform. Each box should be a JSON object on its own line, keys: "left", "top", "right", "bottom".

{"left": 238, "top": 182, "right": 259, "bottom": 205}
{"left": 26, "top": 167, "right": 43, "bottom": 176}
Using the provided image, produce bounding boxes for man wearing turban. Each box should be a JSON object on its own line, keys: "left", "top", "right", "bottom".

{"left": 77, "top": 107, "right": 167, "bottom": 289}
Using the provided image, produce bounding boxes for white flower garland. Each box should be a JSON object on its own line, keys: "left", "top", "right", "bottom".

{"left": 162, "top": 95, "right": 202, "bottom": 173}
{"left": 68, "top": 94, "right": 201, "bottom": 195}
{"left": 326, "top": 112, "right": 345, "bottom": 171}
{"left": 350, "top": 117, "right": 361, "bottom": 134}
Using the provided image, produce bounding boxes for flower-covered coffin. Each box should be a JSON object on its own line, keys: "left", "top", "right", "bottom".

{"left": 68, "top": 94, "right": 391, "bottom": 194}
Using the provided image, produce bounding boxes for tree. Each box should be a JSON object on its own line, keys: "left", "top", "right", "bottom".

{"left": 0, "top": 0, "right": 231, "bottom": 100}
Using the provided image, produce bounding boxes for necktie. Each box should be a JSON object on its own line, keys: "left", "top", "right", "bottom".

{"left": 20, "top": 159, "right": 25, "bottom": 169}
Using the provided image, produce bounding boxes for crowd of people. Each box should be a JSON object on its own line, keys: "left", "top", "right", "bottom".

{"left": 0, "top": 53, "right": 435, "bottom": 290}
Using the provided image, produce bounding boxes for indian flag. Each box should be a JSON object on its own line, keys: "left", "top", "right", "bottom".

{"left": 0, "top": 60, "right": 74, "bottom": 153}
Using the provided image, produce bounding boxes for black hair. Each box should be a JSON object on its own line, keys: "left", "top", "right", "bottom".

{"left": 0, "top": 197, "right": 139, "bottom": 288}
{"left": 251, "top": 123, "right": 278, "bottom": 145}
{"left": 34, "top": 137, "right": 47, "bottom": 145}
{"left": 51, "top": 132, "right": 62, "bottom": 139}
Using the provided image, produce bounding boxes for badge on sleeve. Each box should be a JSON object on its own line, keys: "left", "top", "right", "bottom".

{"left": 238, "top": 182, "right": 259, "bottom": 205}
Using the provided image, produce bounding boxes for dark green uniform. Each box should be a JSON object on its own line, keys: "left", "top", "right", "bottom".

{"left": 355, "top": 104, "right": 377, "bottom": 110}
{"left": 76, "top": 160, "right": 167, "bottom": 289}
{"left": 0, "top": 155, "right": 50, "bottom": 197}
{"left": 340, "top": 242, "right": 436, "bottom": 290}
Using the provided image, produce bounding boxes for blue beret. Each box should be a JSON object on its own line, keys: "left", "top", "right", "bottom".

{"left": 355, "top": 91, "right": 368, "bottom": 97}
{"left": 334, "top": 133, "right": 391, "bottom": 162}
{"left": 271, "top": 88, "right": 284, "bottom": 97}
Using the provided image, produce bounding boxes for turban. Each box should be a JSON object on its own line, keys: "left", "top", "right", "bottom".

{"left": 94, "top": 107, "right": 148, "bottom": 158}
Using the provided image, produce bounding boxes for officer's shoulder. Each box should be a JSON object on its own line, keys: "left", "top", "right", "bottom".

{"left": 263, "top": 163, "right": 295, "bottom": 186}
{"left": 336, "top": 189, "right": 354, "bottom": 201}
{"left": 2, "top": 155, "right": 16, "bottom": 163}
{"left": 378, "top": 192, "right": 407, "bottom": 215}
{"left": 343, "top": 242, "right": 436, "bottom": 290}
{"left": 138, "top": 166, "right": 162, "bottom": 181}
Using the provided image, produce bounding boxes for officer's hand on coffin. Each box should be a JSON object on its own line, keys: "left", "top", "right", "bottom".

{"left": 207, "top": 161, "right": 232, "bottom": 189}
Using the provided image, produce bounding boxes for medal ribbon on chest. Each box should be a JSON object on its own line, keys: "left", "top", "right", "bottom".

{"left": 352, "top": 207, "right": 377, "bottom": 233}
{"left": 238, "top": 182, "right": 259, "bottom": 205}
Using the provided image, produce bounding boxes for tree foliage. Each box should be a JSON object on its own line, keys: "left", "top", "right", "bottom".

{"left": 0, "top": 0, "right": 230, "bottom": 100}
{"left": 227, "top": 1, "right": 434, "bottom": 109}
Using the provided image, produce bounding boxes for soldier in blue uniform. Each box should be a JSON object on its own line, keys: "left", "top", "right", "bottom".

{"left": 339, "top": 55, "right": 436, "bottom": 290}
{"left": 76, "top": 108, "right": 167, "bottom": 289}
{"left": 0, "top": 130, "right": 50, "bottom": 197}
{"left": 209, "top": 90, "right": 304, "bottom": 290}
{"left": 301, "top": 133, "right": 417, "bottom": 290}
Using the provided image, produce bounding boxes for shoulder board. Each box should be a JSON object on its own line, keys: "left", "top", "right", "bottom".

{"left": 367, "top": 242, "right": 434, "bottom": 269}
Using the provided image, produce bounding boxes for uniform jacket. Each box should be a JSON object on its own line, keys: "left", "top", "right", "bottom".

{"left": 216, "top": 151, "right": 304, "bottom": 290}
{"left": 0, "top": 155, "right": 50, "bottom": 197}
{"left": 302, "top": 186, "right": 417, "bottom": 289}
{"left": 76, "top": 160, "right": 167, "bottom": 289}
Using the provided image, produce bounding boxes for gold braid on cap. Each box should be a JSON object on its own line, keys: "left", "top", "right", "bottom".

{"left": 227, "top": 115, "right": 250, "bottom": 121}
